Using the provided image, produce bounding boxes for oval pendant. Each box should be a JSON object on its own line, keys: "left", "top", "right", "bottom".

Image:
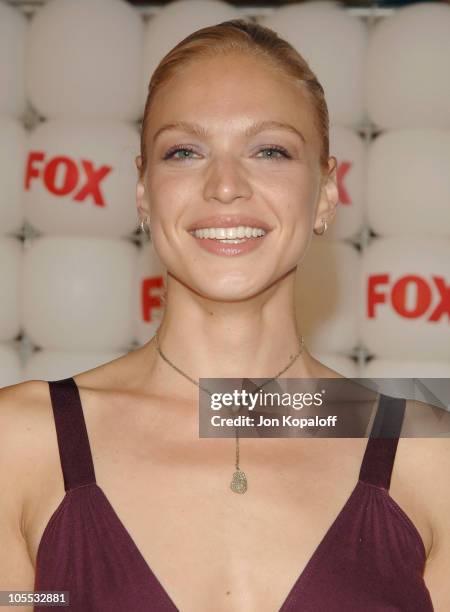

{"left": 230, "top": 469, "right": 247, "bottom": 494}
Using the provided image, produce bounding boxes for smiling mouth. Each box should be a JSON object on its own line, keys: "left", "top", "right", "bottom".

{"left": 188, "top": 226, "right": 268, "bottom": 243}
{"left": 187, "top": 226, "right": 270, "bottom": 257}
{"left": 190, "top": 235, "right": 262, "bottom": 244}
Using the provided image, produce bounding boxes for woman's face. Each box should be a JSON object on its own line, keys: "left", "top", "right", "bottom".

{"left": 138, "top": 52, "right": 337, "bottom": 302}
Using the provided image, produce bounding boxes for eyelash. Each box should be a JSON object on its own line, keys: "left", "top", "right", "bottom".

{"left": 162, "top": 144, "right": 291, "bottom": 161}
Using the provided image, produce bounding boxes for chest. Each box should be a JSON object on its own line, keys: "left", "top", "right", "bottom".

{"left": 96, "top": 440, "right": 364, "bottom": 611}
{"left": 30, "top": 433, "right": 431, "bottom": 612}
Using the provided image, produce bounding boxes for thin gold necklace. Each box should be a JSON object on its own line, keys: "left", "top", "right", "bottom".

{"left": 153, "top": 329, "right": 305, "bottom": 494}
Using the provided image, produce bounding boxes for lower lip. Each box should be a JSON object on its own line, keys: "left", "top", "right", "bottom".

{"left": 188, "top": 233, "right": 269, "bottom": 256}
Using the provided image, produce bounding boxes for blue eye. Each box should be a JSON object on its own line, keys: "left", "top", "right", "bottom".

{"left": 163, "top": 146, "right": 199, "bottom": 161}
{"left": 256, "top": 146, "right": 290, "bottom": 160}
{"left": 163, "top": 144, "right": 291, "bottom": 161}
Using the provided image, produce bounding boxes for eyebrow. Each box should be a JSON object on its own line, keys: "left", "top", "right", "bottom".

{"left": 152, "top": 120, "right": 306, "bottom": 144}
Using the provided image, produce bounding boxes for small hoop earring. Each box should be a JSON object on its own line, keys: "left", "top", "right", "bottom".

{"left": 313, "top": 218, "right": 327, "bottom": 236}
{"left": 140, "top": 216, "right": 151, "bottom": 239}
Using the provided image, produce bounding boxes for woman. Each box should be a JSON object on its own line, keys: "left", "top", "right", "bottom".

{"left": 1, "top": 19, "right": 448, "bottom": 612}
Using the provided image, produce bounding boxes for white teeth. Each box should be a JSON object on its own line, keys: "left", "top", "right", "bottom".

{"left": 217, "top": 238, "right": 248, "bottom": 244}
{"left": 191, "top": 226, "right": 267, "bottom": 240}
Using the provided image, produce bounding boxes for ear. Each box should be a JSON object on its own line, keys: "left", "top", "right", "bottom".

{"left": 136, "top": 181, "right": 150, "bottom": 221}
{"left": 135, "top": 156, "right": 150, "bottom": 220}
{"left": 313, "top": 156, "right": 339, "bottom": 233}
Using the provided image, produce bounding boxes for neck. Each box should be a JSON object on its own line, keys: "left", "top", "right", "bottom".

{"left": 139, "top": 272, "right": 319, "bottom": 399}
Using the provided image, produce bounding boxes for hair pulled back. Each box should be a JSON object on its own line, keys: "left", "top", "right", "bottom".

{"left": 137, "top": 19, "right": 330, "bottom": 179}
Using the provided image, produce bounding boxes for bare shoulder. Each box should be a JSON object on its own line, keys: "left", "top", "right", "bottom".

{"left": 395, "top": 400, "right": 450, "bottom": 608}
{"left": 0, "top": 348, "right": 140, "bottom": 536}
{"left": 410, "top": 435, "right": 450, "bottom": 609}
{"left": 402, "top": 399, "right": 450, "bottom": 516}
{"left": 0, "top": 380, "right": 56, "bottom": 594}
{"left": 0, "top": 344, "right": 146, "bottom": 465}
{"left": 0, "top": 379, "right": 57, "bottom": 501}
{"left": 0, "top": 378, "right": 53, "bottom": 456}
{"left": 0, "top": 351, "right": 143, "bottom": 553}
{"left": 398, "top": 398, "right": 450, "bottom": 505}
{"left": 388, "top": 398, "right": 450, "bottom": 522}
{"left": 0, "top": 343, "right": 149, "bottom": 440}
{"left": 0, "top": 377, "right": 49, "bottom": 407}
{"left": 72, "top": 344, "right": 150, "bottom": 394}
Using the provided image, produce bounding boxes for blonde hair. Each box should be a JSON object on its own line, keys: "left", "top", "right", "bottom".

{"left": 137, "top": 19, "right": 329, "bottom": 179}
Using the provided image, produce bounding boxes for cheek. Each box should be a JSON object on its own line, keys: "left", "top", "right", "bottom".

{"left": 263, "top": 169, "right": 318, "bottom": 222}
{"left": 149, "top": 172, "right": 198, "bottom": 219}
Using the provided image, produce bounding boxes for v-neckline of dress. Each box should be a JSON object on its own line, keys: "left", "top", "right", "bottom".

{"left": 38, "top": 376, "right": 384, "bottom": 611}
{"left": 92, "top": 478, "right": 366, "bottom": 611}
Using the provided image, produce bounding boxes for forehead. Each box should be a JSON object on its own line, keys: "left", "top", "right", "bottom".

{"left": 147, "top": 53, "right": 317, "bottom": 143}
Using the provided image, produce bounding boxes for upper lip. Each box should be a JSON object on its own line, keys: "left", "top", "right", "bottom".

{"left": 187, "top": 215, "right": 272, "bottom": 232}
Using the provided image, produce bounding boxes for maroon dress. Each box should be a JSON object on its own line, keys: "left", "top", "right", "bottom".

{"left": 34, "top": 377, "right": 433, "bottom": 611}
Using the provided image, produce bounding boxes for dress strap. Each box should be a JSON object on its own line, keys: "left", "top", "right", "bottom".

{"left": 48, "top": 377, "right": 97, "bottom": 491}
{"left": 359, "top": 393, "right": 406, "bottom": 490}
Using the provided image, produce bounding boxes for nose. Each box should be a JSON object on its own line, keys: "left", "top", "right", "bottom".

{"left": 203, "top": 153, "right": 252, "bottom": 204}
